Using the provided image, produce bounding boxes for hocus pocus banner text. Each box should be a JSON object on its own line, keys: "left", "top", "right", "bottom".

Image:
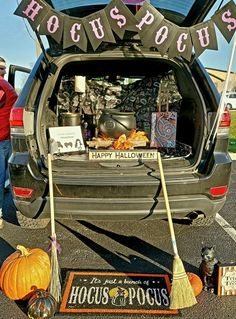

{"left": 14, "top": 0, "right": 236, "bottom": 61}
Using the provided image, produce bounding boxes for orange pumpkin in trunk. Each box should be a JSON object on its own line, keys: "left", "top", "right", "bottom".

{"left": 0, "top": 245, "right": 51, "bottom": 300}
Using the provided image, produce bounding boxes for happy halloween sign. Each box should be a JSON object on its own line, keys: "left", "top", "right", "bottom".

{"left": 89, "top": 149, "right": 158, "bottom": 160}
{"left": 60, "top": 271, "right": 178, "bottom": 314}
{"left": 14, "top": 0, "right": 236, "bottom": 61}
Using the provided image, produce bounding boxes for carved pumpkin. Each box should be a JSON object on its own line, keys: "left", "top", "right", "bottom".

{"left": 0, "top": 245, "right": 51, "bottom": 300}
{"left": 27, "top": 289, "right": 57, "bottom": 319}
{"left": 187, "top": 272, "right": 203, "bottom": 296}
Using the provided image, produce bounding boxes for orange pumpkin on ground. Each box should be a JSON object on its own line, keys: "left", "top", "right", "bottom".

{"left": 0, "top": 245, "right": 51, "bottom": 300}
{"left": 187, "top": 272, "right": 203, "bottom": 297}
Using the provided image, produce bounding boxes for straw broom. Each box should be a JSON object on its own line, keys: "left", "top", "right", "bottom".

{"left": 47, "top": 153, "right": 62, "bottom": 303}
{"left": 157, "top": 152, "right": 197, "bottom": 309}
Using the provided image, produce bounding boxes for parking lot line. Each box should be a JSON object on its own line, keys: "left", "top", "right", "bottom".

{"left": 215, "top": 213, "right": 236, "bottom": 242}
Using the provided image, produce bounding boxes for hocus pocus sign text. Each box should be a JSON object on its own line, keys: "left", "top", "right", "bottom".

{"left": 60, "top": 272, "right": 178, "bottom": 314}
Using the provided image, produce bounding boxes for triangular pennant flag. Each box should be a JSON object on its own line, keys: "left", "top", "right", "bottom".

{"left": 135, "top": 1, "right": 164, "bottom": 37}
{"left": 190, "top": 20, "right": 218, "bottom": 58}
{"left": 168, "top": 27, "right": 192, "bottom": 61}
{"left": 83, "top": 9, "right": 116, "bottom": 51}
{"left": 39, "top": 9, "right": 64, "bottom": 44}
{"left": 105, "top": 0, "right": 138, "bottom": 38}
{"left": 14, "top": 0, "right": 50, "bottom": 31}
{"left": 212, "top": 0, "right": 236, "bottom": 43}
{"left": 63, "top": 16, "right": 87, "bottom": 51}
{"left": 143, "top": 19, "right": 178, "bottom": 55}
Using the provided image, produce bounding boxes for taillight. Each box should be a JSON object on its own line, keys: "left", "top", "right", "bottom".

{"left": 209, "top": 185, "right": 228, "bottom": 197}
{"left": 217, "top": 108, "right": 231, "bottom": 137}
{"left": 13, "top": 186, "right": 33, "bottom": 198}
{"left": 219, "top": 108, "right": 231, "bottom": 127}
{"left": 10, "top": 108, "right": 24, "bottom": 127}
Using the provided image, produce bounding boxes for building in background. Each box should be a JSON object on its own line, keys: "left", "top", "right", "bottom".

{"left": 206, "top": 68, "right": 236, "bottom": 93}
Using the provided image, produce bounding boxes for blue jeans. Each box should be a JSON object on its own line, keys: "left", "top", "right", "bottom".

{"left": 0, "top": 139, "right": 12, "bottom": 216}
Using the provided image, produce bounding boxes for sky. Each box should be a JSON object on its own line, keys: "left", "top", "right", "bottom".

{"left": 0, "top": 0, "right": 235, "bottom": 73}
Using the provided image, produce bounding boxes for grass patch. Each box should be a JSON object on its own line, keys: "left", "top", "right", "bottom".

{"left": 229, "top": 111, "right": 236, "bottom": 152}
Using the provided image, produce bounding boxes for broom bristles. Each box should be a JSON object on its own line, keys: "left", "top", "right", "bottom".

{"left": 49, "top": 244, "right": 62, "bottom": 303}
{"left": 170, "top": 256, "right": 197, "bottom": 309}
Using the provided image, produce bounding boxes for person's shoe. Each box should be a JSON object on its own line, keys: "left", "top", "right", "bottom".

{"left": 0, "top": 218, "right": 4, "bottom": 229}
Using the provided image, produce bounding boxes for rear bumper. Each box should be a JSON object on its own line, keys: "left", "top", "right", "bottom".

{"left": 14, "top": 193, "right": 226, "bottom": 221}
{"left": 10, "top": 150, "right": 231, "bottom": 221}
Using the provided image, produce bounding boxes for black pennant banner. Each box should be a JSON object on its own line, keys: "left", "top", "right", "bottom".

{"left": 63, "top": 16, "right": 88, "bottom": 52}
{"left": 14, "top": 0, "right": 50, "bottom": 31}
{"left": 38, "top": 9, "right": 64, "bottom": 44}
{"left": 168, "top": 27, "right": 192, "bottom": 62}
{"left": 212, "top": 0, "right": 236, "bottom": 43}
{"left": 135, "top": 2, "right": 164, "bottom": 38}
{"left": 83, "top": 10, "right": 116, "bottom": 51}
{"left": 143, "top": 19, "right": 178, "bottom": 55}
{"left": 105, "top": 0, "right": 139, "bottom": 38}
{"left": 190, "top": 20, "right": 218, "bottom": 58}
{"left": 13, "top": 0, "right": 236, "bottom": 59}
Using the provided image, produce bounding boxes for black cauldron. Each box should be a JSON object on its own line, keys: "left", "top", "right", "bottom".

{"left": 98, "top": 109, "right": 136, "bottom": 138}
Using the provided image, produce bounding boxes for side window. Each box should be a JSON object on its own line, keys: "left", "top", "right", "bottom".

{"left": 13, "top": 70, "right": 29, "bottom": 94}
{"left": 8, "top": 65, "right": 31, "bottom": 94}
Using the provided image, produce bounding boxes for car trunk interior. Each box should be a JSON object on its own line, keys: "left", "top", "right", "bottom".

{"left": 37, "top": 53, "right": 206, "bottom": 177}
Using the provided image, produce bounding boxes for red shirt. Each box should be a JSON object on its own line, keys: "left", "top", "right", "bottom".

{"left": 0, "top": 76, "right": 18, "bottom": 140}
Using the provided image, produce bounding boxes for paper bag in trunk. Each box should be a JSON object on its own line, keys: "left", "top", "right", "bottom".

{"left": 150, "top": 92, "right": 177, "bottom": 148}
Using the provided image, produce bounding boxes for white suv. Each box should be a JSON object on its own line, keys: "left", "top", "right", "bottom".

{"left": 224, "top": 92, "right": 236, "bottom": 110}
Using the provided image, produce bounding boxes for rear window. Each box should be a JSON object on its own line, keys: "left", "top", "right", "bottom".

{"left": 49, "top": 0, "right": 195, "bottom": 17}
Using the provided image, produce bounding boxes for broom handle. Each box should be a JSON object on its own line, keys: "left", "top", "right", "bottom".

{"left": 48, "top": 153, "right": 56, "bottom": 237}
{"left": 157, "top": 152, "right": 179, "bottom": 256}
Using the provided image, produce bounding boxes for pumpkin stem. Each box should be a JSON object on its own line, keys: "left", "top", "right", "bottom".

{"left": 16, "top": 245, "right": 31, "bottom": 257}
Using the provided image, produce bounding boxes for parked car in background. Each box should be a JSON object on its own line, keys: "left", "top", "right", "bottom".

{"left": 224, "top": 92, "right": 236, "bottom": 110}
{"left": 8, "top": 0, "right": 232, "bottom": 229}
